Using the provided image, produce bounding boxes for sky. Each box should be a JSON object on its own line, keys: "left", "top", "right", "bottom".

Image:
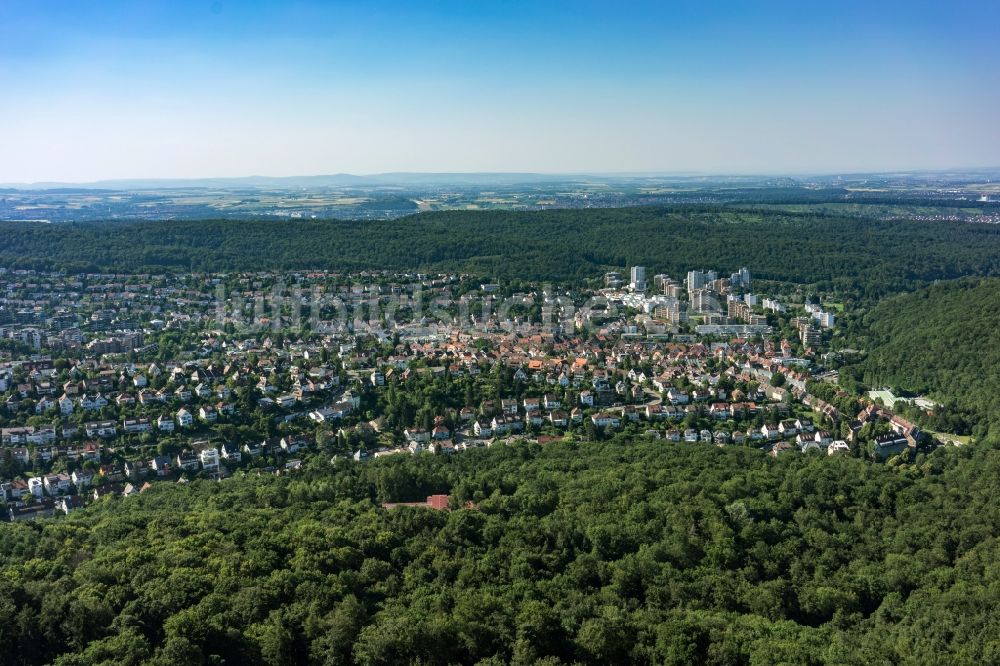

{"left": 1, "top": 0, "right": 998, "bottom": 182}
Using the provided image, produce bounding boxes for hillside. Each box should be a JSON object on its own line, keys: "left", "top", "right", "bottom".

{"left": 858, "top": 278, "right": 1000, "bottom": 438}
{"left": 3, "top": 438, "right": 1000, "bottom": 665}
{"left": 2, "top": 207, "right": 999, "bottom": 294}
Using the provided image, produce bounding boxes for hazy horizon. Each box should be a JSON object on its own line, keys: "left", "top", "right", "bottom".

{"left": 2, "top": 0, "right": 998, "bottom": 183}
{"left": 5, "top": 166, "right": 1000, "bottom": 190}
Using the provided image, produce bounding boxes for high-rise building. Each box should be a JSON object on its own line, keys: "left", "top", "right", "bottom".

{"left": 630, "top": 266, "right": 647, "bottom": 292}
{"left": 730, "top": 267, "right": 752, "bottom": 289}
{"left": 686, "top": 269, "right": 718, "bottom": 291}
{"left": 801, "top": 324, "right": 822, "bottom": 347}
{"left": 604, "top": 272, "right": 623, "bottom": 289}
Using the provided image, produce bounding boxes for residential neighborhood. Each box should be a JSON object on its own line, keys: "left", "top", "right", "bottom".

{"left": 0, "top": 266, "right": 931, "bottom": 521}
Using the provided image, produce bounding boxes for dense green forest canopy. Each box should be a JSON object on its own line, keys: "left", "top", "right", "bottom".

{"left": 3, "top": 207, "right": 999, "bottom": 295}
{"left": 853, "top": 277, "right": 1000, "bottom": 438}
{"left": 3, "top": 438, "right": 1000, "bottom": 665}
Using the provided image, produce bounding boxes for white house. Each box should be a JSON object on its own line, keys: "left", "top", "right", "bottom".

{"left": 157, "top": 414, "right": 175, "bottom": 432}
{"left": 176, "top": 408, "right": 194, "bottom": 427}
{"left": 199, "top": 448, "right": 220, "bottom": 471}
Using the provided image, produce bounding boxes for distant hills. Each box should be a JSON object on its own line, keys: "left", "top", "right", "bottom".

{"left": 3, "top": 168, "right": 998, "bottom": 191}
{"left": 0, "top": 172, "right": 646, "bottom": 191}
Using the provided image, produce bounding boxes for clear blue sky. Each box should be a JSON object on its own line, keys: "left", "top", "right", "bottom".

{"left": 1, "top": 0, "right": 998, "bottom": 182}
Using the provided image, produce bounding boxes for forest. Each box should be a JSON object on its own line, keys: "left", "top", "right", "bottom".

{"left": 2, "top": 207, "right": 999, "bottom": 297}
{"left": 850, "top": 277, "right": 1000, "bottom": 439}
{"left": 3, "top": 437, "right": 1000, "bottom": 665}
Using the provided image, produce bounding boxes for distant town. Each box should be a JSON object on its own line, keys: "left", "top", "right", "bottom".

{"left": 2, "top": 170, "right": 998, "bottom": 222}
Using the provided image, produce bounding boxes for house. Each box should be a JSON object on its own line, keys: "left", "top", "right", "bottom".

{"left": 403, "top": 428, "right": 431, "bottom": 443}
{"left": 8, "top": 499, "right": 56, "bottom": 522}
{"left": 43, "top": 473, "right": 71, "bottom": 496}
{"left": 309, "top": 402, "right": 353, "bottom": 423}
{"left": 151, "top": 456, "right": 172, "bottom": 476}
{"left": 93, "top": 484, "right": 122, "bottom": 501}
{"left": 198, "top": 406, "right": 218, "bottom": 423}
{"left": 28, "top": 477, "right": 44, "bottom": 498}
{"left": 769, "top": 441, "right": 794, "bottom": 457}
{"left": 84, "top": 421, "right": 117, "bottom": 438}
{"left": 523, "top": 397, "right": 541, "bottom": 412}
{"left": 435, "top": 440, "right": 456, "bottom": 454}
{"left": 71, "top": 470, "right": 94, "bottom": 488}
{"left": 81, "top": 441, "right": 101, "bottom": 462}
{"left": 276, "top": 394, "right": 297, "bottom": 409}
{"left": 281, "top": 436, "right": 312, "bottom": 453}
{"left": 242, "top": 442, "right": 263, "bottom": 458}
{"left": 100, "top": 465, "right": 124, "bottom": 483}
{"left": 125, "top": 459, "right": 150, "bottom": 479}
{"left": 501, "top": 399, "right": 519, "bottom": 415}
{"left": 491, "top": 415, "right": 512, "bottom": 435}
{"left": 432, "top": 425, "right": 451, "bottom": 440}
{"left": 798, "top": 438, "right": 822, "bottom": 453}
{"left": 57, "top": 495, "right": 85, "bottom": 515}
{"left": 122, "top": 417, "right": 153, "bottom": 434}
{"left": 874, "top": 434, "right": 909, "bottom": 460}
{"left": 665, "top": 428, "right": 681, "bottom": 442}
{"left": 684, "top": 428, "right": 699, "bottom": 442}
{"left": 221, "top": 442, "right": 243, "bottom": 463}
{"left": 157, "top": 414, "right": 175, "bottom": 432}
{"left": 474, "top": 418, "right": 493, "bottom": 438}
{"left": 542, "top": 394, "right": 561, "bottom": 410}
{"left": 198, "top": 448, "right": 220, "bottom": 471}
{"left": 2, "top": 426, "right": 33, "bottom": 445}
{"left": 666, "top": 388, "right": 689, "bottom": 405}
{"left": 778, "top": 419, "right": 798, "bottom": 436}
{"left": 709, "top": 403, "right": 730, "bottom": 420}
{"left": 58, "top": 395, "right": 75, "bottom": 414}
{"left": 549, "top": 410, "right": 569, "bottom": 427}
{"left": 618, "top": 405, "right": 639, "bottom": 422}
{"left": 1, "top": 479, "right": 29, "bottom": 502}
{"left": 761, "top": 424, "right": 781, "bottom": 440}
{"left": 115, "top": 393, "right": 136, "bottom": 407}
{"left": 176, "top": 408, "right": 194, "bottom": 427}
{"left": 590, "top": 413, "right": 621, "bottom": 428}
{"left": 27, "top": 427, "right": 57, "bottom": 446}
{"left": 176, "top": 452, "right": 200, "bottom": 471}
{"left": 578, "top": 391, "right": 594, "bottom": 407}
{"left": 79, "top": 393, "right": 108, "bottom": 411}
{"left": 828, "top": 440, "right": 850, "bottom": 455}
